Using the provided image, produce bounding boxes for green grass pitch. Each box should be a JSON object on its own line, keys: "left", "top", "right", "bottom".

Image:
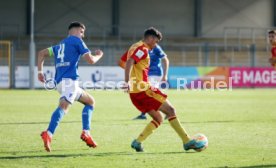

{"left": 0, "top": 89, "right": 276, "bottom": 168}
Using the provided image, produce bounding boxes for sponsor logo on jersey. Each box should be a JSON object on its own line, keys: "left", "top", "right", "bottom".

{"left": 56, "top": 62, "right": 70, "bottom": 68}
{"left": 135, "top": 50, "right": 144, "bottom": 58}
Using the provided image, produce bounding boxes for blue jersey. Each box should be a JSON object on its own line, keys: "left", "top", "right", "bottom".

{"left": 148, "top": 44, "right": 166, "bottom": 76}
{"left": 48, "top": 35, "right": 90, "bottom": 84}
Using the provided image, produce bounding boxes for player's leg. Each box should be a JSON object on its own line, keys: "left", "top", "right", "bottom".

{"left": 133, "top": 112, "right": 147, "bottom": 120}
{"left": 159, "top": 100, "right": 197, "bottom": 151}
{"left": 159, "top": 100, "right": 191, "bottom": 142}
{"left": 149, "top": 75, "right": 161, "bottom": 88}
{"left": 40, "top": 98, "right": 71, "bottom": 152}
{"left": 136, "top": 110, "right": 163, "bottom": 142}
{"left": 41, "top": 79, "right": 77, "bottom": 152}
{"left": 150, "top": 75, "right": 169, "bottom": 119}
{"left": 131, "top": 110, "right": 163, "bottom": 152}
{"left": 159, "top": 100, "right": 191, "bottom": 143}
{"left": 130, "top": 89, "right": 167, "bottom": 152}
{"left": 47, "top": 98, "right": 71, "bottom": 135}
{"left": 78, "top": 91, "right": 95, "bottom": 132}
{"left": 78, "top": 90, "right": 97, "bottom": 148}
{"left": 133, "top": 76, "right": 161, "bottom": 120}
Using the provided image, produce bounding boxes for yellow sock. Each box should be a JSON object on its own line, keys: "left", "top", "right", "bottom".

{"left": 136, "top": 120, "right": 160, "bottom": 143}
{"left": 168, "top": 116, "right": 190, "bottom": 144}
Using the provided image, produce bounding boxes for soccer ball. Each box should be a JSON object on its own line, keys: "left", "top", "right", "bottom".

{"left": 192, "top": 133, "right": 208, "bottom": 152}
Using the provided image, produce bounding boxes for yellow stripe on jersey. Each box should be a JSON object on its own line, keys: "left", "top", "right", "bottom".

{"left": 145, "top": 89, "right": 167, "bottom": 104}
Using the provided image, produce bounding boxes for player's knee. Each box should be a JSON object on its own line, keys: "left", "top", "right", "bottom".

{"left": 159, "top": 118, "right": 163, "bottom": 125}
{"left": 87, "top": 95, "right": 95, "bottom": 106}
{"left": 157, "top": 114, "right": 164, "bottom": 124}
{"left": 59, "top": 99, "right": 70, "bottom": 113}
{"left": 155, "top": 117, "right": 163, "bottom": 125}
{"left": 167, "top": 106, "right": 176, "bottom": 117}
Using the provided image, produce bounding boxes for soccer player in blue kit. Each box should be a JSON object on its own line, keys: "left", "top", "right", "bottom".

{"left": 37, "top": 22, "right": 103, "bottom": 152}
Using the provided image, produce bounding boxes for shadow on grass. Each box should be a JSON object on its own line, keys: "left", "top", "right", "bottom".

{"left": 215, "top": 165, "right": 276, "bottom": 168}
{"left": 144, "top": 151, "right": 197, "bottom": 155}
{"left": 0, "top": 121, "right": 81, "bottom": 125}
{"left": 0, "top": 148, "right": 87, "bottom": 154}
{"left": 0, "top": 150, "right": 195, "bottom": 160}
{"left": 187, "top": 120, "right": 235, "bottom": 123}
{"left": 237, "top": 165, "right": 276, "bottom": 168}
{"left": 2, "top": 119, "right": 269, "bottom": 126}
{"left": 0, "top": 152, "right": 132, "bottom": 160}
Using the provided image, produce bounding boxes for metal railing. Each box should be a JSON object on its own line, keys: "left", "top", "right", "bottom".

{"left": 0, "top": 24, "right": 272, "bottom": 68}
{"left": 223, "top": 26, "right": 276, "bottom": 51}
{"left": 29, "top": 42, "right": 269, "bottom": 67}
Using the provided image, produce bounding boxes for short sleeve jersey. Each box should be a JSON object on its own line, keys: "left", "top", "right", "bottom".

{"left": 48, "top": 35, "right": 90, "bottom": 84}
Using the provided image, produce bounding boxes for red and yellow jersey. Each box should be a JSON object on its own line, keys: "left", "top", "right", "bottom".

{"left": 271, "top": 46, "right": 276, "bottom": 58}
{"left": 126, "top": 41, "right": 151, "bottom": 93}
{"left": 118, "top": 51, "right": 128, "bottom": 69}
{"left": 271, "top": 46, "right": 276, "bottom": 66}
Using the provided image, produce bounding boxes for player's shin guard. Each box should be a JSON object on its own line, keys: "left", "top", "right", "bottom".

{"left": 168, "top": 116, "right": 190, "bottom": 144}
{"left": 137, "top": 120, "right": 160, "bottom": 143}
{"left": 47, "top": 107, "right": 65, "bottom": 135}
{"left": 82, "top": 105, "right": 94, "bottom": 131}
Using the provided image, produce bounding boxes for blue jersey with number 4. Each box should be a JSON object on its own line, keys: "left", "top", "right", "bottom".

{"left": 148, "top": 44, "right": 166, "bottom": 76}
{"left": 48, "top": 35, "right": 90, "bottom": 84}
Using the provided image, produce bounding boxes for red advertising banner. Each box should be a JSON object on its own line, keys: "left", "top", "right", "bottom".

{"left": 230, "top": 67, "right": 276, "bottom": 87}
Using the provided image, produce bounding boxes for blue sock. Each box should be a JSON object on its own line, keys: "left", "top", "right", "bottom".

{"left": 47, "top": 107, "right": 65, "bottom": 134}
{"left": 82, "top": 105, "right": 94, "bottom": 130}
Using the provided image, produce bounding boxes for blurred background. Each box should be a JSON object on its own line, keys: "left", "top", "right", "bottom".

{"left": 0, "top": 0, "right": 275, "bottom": 89}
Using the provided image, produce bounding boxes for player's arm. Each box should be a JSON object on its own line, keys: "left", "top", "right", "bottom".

{"left": 123, "top": 58, "right": 134, "bottom": 92}
{"left": 125, "top": 58, "right": 135, "bottom": 84}
{"left": 118, "top": 60, "right": 126, "bottom": 69}
{"left": 37, "top": 48, "right": 51, "bottom": 83}
{"left": 269, "top": 57, "right": 276, "bottom": 64}
{"left": 162, "top": 56, "right": 169, "bottom": 81}
{"left": 83, "top": 50, "right": 103, "bottom": 64}
{"left": 118, "top": 50, "right": 128, "bottom": 69}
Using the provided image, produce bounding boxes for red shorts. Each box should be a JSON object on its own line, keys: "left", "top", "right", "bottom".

{"left": 129, "top": 87, "right": 167, "bottom": 112}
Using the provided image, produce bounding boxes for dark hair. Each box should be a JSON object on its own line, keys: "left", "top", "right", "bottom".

{"left": 144, "top": 27, "right": 162, "bottom": 40}
{"left": 68, "top": 21, "right": 85, "bottom": 30}
{"left": 268, "top": 30, "right": 276, "bottom": 34}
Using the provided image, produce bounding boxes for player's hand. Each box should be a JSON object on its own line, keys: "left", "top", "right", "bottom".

{"left": 38, "top": 72, "right": 45, "bottom": 83}
{"left": 121, "top": 82, "right": 129, "bottom": 93}
{"left": 95, "top": 49, "right": 103, "bottom": 57}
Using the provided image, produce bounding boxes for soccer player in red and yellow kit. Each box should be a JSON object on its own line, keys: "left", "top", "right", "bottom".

{"left": 124, "top": 27, "right": 197, "bottom": 152}
{"left": 268, "top": 30, "right": 276, "bottom": 67}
